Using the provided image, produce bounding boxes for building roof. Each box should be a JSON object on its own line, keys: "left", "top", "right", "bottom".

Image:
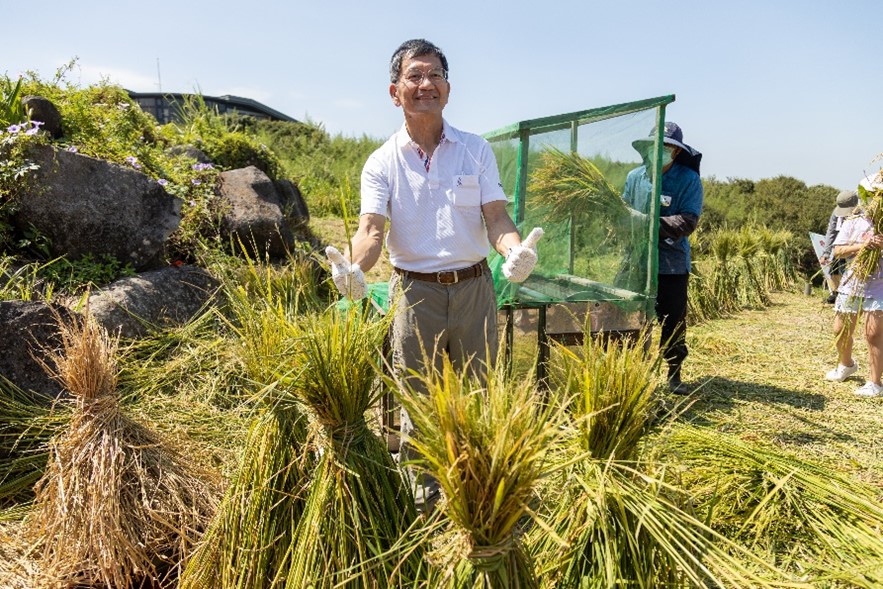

{"left": 126, "top": 91, "right": 297, "bottom": 123}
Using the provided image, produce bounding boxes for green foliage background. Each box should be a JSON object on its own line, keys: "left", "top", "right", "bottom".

{"left": 701, "top": 175, "right": 838, "bottom": 277}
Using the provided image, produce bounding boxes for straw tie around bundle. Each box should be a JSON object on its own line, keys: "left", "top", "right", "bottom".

{"left": 466, "top": 535, "right": 517, "bottom": 573}
{"left": 325, "top": 417, "right": 370, "bottom": 449}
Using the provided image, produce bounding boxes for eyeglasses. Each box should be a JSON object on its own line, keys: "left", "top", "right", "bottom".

{"left": 400, "top": 68, "right": 448, "bottom": 87}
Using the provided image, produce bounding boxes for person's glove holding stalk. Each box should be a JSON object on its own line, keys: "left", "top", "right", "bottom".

{"left": 326, "top": 246, "right": 368, "bottom": 300}
{"left": 502, "top": 227, "right": 544, "bottom": 283}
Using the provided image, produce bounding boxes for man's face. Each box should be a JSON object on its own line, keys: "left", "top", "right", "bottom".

{"left": 389, "top": 54, "right": 450, "bottom": 117}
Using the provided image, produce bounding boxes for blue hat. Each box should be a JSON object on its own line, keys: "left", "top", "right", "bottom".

{"left": 633, "top": 121, "right": 693, "bottom": 152}
{"left": 632, "top": 121, "right": 702, "bottom": 173}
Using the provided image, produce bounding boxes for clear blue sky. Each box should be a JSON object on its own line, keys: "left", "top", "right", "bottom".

{"left": 3, "top": 0, "right": 880, "bottom": 190}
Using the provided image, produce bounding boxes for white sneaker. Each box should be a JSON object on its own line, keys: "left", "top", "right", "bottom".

{"left": 854, "top": 381, "right": 883, "bottom": 398}
{"left": 825, "top": 362, "right": 858, "bottom": 382}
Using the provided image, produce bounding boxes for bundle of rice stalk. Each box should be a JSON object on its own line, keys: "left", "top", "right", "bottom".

{"left": 663, "top": 425, "right": 883, "bottom": 587}
{"left": 284, "top": 307, "right": 420, "bottom": 589}
{"left": 0, "top": 376, "right": 69, "bottom": 507}
{"left": 534, "top": 460, "right": 796, "bottom": 588}
{"left": 179, "top": 261, "right": 315, "bottom": 589}
{"left": 528, "top": 148, "right": 629, "bottom": 225}
{"left": 850, "top": 183, "right": 883, "bottom": 286}
{"left": 26, "top": 312, "right": 218, "bottom": 589}
{"left": 547, "top": 327, "right": 662, "bottom": 462}
{"left": 394, "top": 356, "right": 567, "bottom": 588}
{"left": 180, "top": 404, "right": 310, "bottom": 589}
{"left": 534, "top": 333, "right": 796, "bottom": 588}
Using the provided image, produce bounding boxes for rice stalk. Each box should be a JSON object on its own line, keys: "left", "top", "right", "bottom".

{"left": 661, "top": 425, "right": 883, "bottom": 587}
{"left": 534, "top": 330, "right": 798, "bottom": 588}
{"left": 284, "top": 307, "right": 420, "bottom": 589}
{"left": 534, "top": 459, "right": 799, "bottom": 588}
{"left": 179, "top": 403, "right": 310, "bottom": 589}
{"left": 179, "top": 256, "right": 316, "bottom": 588}
{"left": 26, "top": 311, "right": 219, "bottom": 588}
{"left": 528, "top": 148, "right": 629, "bottom": 226}
{"left": 0, "top": 376, "right": 69, "bottom": 507}
{"left": 548, "top": 326, "right": 662, "bottom": 462}
{"left": 850, "top": 189, "right": 883, "bottom": 286}
{"left": 393, "top": 356, "right": 567, "bottom": 588}
{"left": 117, "top": 309, "right": 243, "bottom": 406}
{"left": 0, "top": 514, "right": 40, "bottom": 589}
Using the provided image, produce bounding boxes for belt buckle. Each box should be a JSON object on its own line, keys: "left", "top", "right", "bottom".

{"left": 437, "top": 270, "right": 458, "bottom": 284}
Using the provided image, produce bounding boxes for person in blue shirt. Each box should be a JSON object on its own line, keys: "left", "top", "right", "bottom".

{"left": 624, "top": 122, "right": 703, "bottom": 394}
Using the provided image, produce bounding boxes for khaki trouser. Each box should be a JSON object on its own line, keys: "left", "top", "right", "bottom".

{"left": 389, "top": 266, "right": 498, "bottom": 510}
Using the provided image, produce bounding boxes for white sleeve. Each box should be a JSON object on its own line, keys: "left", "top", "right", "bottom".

{"left": 477, "top": 141, "right": 508, "bottom": 205}
{"left": 360, "top": 155, "right": 390, "bottom": 218}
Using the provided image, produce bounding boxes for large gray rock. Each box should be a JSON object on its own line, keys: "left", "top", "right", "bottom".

{"left": 274, "top": 178, "right": 309, "bottom": 227}
{"left": 218, "top": 166, "right": 294, "bottom": 259}
{"left": 15, "top": 145, "right": 182, "bottom": 269}
{"left": 0, "top": 300, "right": 75, "bottom": 401}
{"left": 87, "top": 265, "right": 220, "bottom": 339}
{"left": 22, "top": 95, "right": 63, "bottom": 139}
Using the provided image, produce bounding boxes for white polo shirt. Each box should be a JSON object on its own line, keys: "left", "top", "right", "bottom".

{"left": 360, "top": 120, "right": 508, "bottom": 273}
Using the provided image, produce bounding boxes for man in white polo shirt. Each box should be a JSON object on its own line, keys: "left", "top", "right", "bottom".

{"left": 327, "top": 38, "right": 540, "bottom": 508}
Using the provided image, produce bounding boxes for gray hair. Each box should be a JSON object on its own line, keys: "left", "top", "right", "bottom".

{"left": 389, "top": 39, "right": 449, "bottom": 83}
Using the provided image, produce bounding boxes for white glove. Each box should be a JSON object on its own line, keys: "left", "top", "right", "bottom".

{"left": 325, "top": 246, "right": 368, "bottom": 300}
{"left": 502, "top": 227, "right": 544, "bottom": 283}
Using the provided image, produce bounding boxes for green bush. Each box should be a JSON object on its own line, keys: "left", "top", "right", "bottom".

{"left": 203, "top": 131, "right": 280, "bottom": 179}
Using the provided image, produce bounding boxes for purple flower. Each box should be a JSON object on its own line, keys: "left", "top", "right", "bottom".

{"left": 133, "top": 163, "right": 142, "bottom": 169}
{"left": 191, "top": 179, "right": 202, "bottom": 185}
{"left": 125, "top": 156, "right": 137, "bottom": 165}
{"left": 30, "top": 120, "right": 44, "bottom": 128}
{"left": 189, "top": 200, "right": 196, "bottom": 207}
{"left": 25, "top": 128, "right": 38, "bottom": 136}
{"left": 7, "top": 124, "right": 21, "bottom": 134}
{"left": 67, "top": 146, "right": 78, "bottom": 153}
{"left": 157, "top": 178, "right": 168, "bottom": 186}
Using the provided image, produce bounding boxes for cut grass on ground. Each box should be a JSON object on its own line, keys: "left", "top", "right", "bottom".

{"left": 681, "top": 288, "right": 883, "bottom": 490}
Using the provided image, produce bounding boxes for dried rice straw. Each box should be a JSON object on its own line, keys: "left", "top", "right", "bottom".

{"left": 26, "top": 311, "right": 218, "bottom": 588}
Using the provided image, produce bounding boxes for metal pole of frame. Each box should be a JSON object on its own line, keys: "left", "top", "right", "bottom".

{"left": 536, "top": 305, "right": 549, "bottom": 387}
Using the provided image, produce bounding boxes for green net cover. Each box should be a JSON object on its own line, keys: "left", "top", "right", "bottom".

{"left": 346, "top": 96, "right": 674, "bottom": 329}
{"left": 484, "top": 95, "right": 674, "bottom": 318}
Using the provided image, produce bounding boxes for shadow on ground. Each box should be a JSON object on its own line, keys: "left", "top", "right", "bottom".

{"left": 663, "top": 376, "right": 858, "bottom": 447}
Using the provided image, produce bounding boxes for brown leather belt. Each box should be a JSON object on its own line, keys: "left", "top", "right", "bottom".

{"left": 394, "top": 260, "right": 487, "bottom": 285}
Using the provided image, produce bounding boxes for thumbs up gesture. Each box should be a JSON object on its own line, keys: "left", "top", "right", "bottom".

{"left": 502, "top": 227, "right": 544, "bottom": 283}
{"left": 325, "top": 246, "right": 368, "bottom": 300}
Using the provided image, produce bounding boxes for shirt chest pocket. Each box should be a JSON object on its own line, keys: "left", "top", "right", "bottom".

{"left": 452, "top": 174, "right": 481, "bottom": 207}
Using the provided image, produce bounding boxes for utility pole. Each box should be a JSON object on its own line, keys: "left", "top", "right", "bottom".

{"left": 156, "top": 58, "right": 162, "bottom": 93}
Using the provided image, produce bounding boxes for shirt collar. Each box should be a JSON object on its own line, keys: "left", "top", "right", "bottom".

{"left": 394, "top": 118, "right": 460, "bottom": 150}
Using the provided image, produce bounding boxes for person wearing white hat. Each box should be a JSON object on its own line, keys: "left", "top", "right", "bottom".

{"left": 820, "top": 190, "right": 860, "bottom": 303}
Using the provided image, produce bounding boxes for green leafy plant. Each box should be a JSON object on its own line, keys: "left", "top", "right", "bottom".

{"left": 36, "top": 253, "right": 135, "bottom": 294}
{"left": 1, "top": 75, "right": 27, "bottom": 128}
